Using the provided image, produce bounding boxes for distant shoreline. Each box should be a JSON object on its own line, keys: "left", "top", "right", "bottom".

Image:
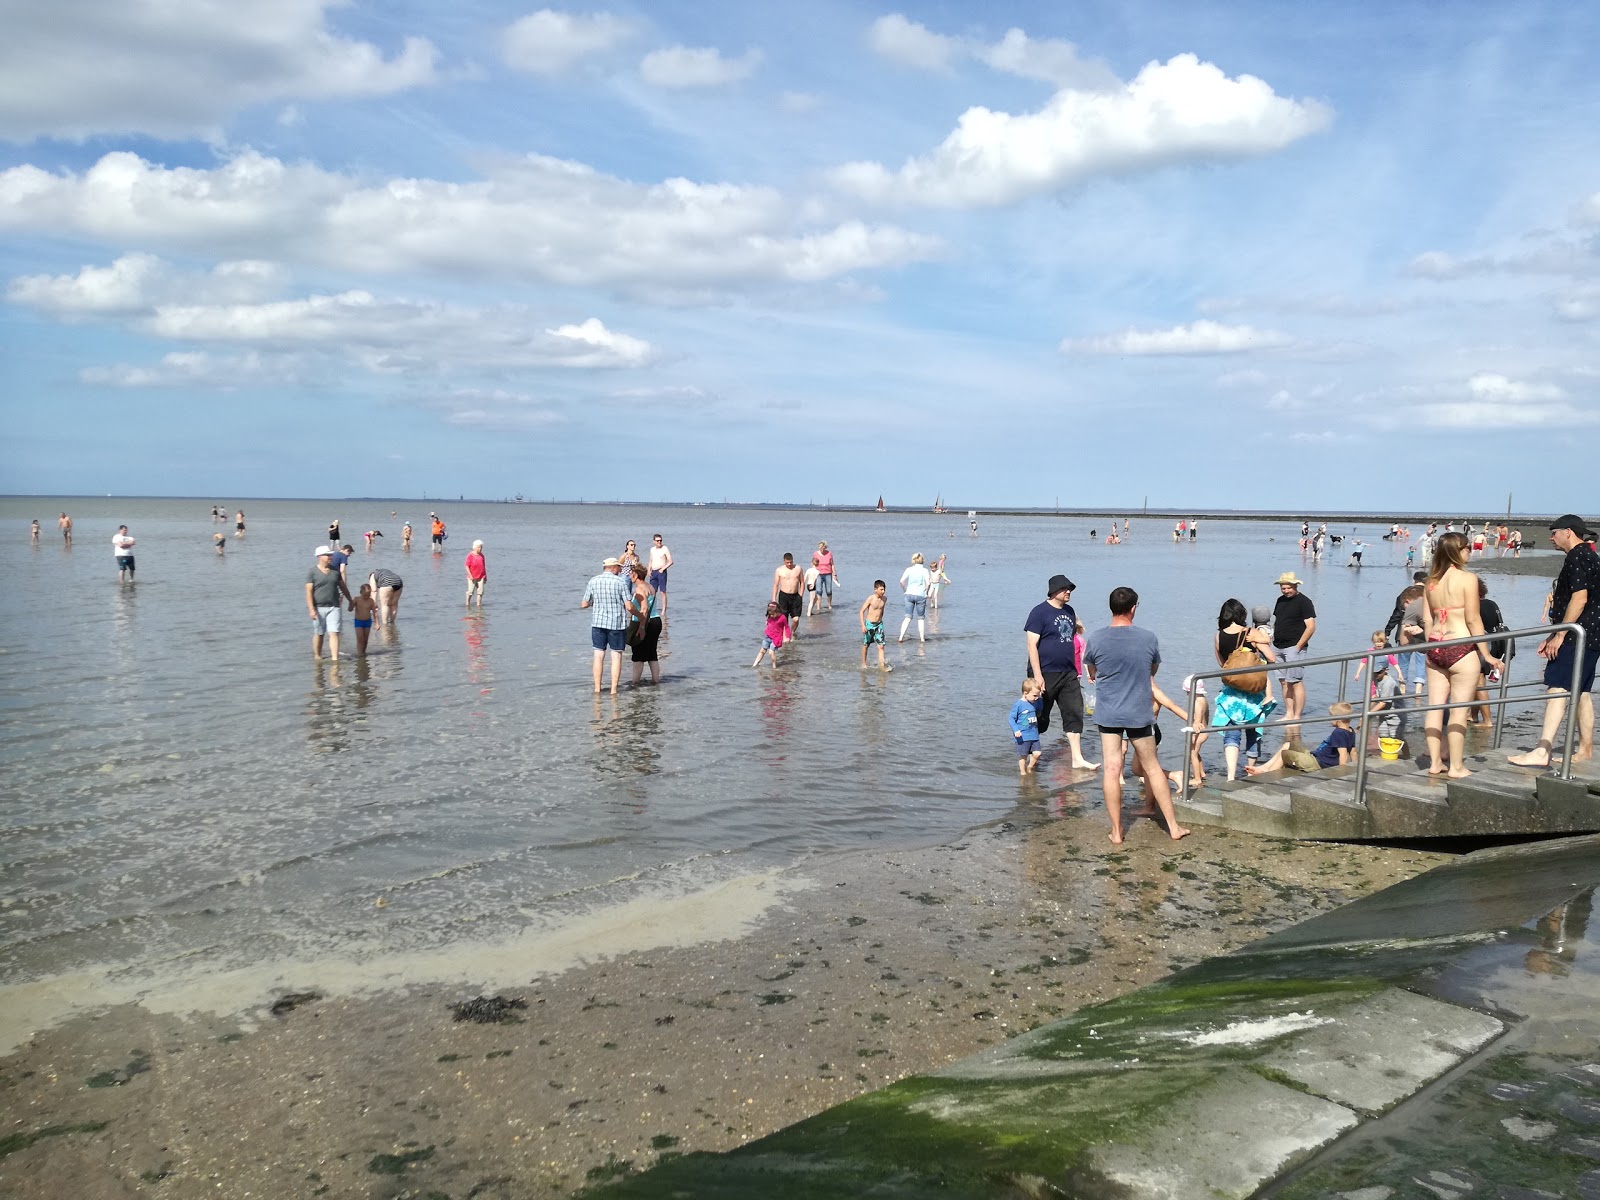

{"left": 0, "top": 494, "right": 1567, "bottom": 526}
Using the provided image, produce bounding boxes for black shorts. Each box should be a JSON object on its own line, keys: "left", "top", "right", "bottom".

{"left": 777, "top": 591, "right": 802, "bottom": 619}
{"left": 1034, "top": 671, "right": 1084, "bottom": 737}
{"left": 1097, "top": 724, "right": 1156, "bottom": 741}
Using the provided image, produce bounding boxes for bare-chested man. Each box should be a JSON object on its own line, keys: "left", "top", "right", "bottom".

{"left": 772, "top": 552, "right": 805, "bottom": 635}
{"left": 58, "top": 513, "right": 72, "bottom": 545}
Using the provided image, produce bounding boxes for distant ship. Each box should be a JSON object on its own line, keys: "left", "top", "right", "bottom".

{"left": 876, "top": 495, "right": 886, "bottom": 513}
{"left": 932, "top": 494, "right": 946, "bottom": 513}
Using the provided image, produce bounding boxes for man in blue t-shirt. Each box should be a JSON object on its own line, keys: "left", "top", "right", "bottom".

{"left": 1083, "top": 586, "right": 1191, "bottom": 846}
{"left": 1023, "top": 574, "right": 1097, "bottom": 769}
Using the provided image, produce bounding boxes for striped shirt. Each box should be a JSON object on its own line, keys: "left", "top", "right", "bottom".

{"left": 583, "top": 571, "right": 633, "bottom": 630}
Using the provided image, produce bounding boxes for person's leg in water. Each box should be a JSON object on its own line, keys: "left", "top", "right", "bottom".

{"left": 1099, "top": 732, "right": 1129, "bottom": 845}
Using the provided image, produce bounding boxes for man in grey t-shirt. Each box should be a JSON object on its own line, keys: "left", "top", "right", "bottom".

{"left": 1083, "top": 586, "right": 1191, "bottom": 846}
{"left": 305, "top": 546, "right": 354, "bottom": 660}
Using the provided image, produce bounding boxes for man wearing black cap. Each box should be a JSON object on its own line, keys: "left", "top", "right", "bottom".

{"left": 1509, "top": 514, "right": 1598, "bottom": 768}
{"left": 1024, "top": 574, "right": 1097, "bottom": 769}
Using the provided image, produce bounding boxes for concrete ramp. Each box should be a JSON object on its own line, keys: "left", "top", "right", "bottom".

{"left": 1174, "top": 753, "right": 1600, "bottom": 841}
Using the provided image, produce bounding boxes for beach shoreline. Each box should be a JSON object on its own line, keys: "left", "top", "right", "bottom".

{"left": 0, "top": 802, "right": 1449, "bottom": 1199}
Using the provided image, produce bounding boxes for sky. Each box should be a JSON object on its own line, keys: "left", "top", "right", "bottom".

{"left": 1, "top": 0, "right": 1596, "bottom": 511}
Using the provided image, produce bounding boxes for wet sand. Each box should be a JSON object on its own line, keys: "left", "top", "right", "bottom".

{"left": 0, "top": 798, "right": 1449, "bottom": 1200}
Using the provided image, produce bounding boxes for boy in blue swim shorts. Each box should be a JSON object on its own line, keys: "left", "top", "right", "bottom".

{"left": 859, "top": 580, "right": 891, "bottom": 672}
{"left": 351, "top": 583, "right": 377, "bottom": 656}
{"left": 1011, "top": 677, "right": 1044, "bottom": 773}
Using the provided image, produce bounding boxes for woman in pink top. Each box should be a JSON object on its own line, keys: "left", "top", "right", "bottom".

{"left": 810, "top": 541, "right": 836, "bottom": 612}
{"left": 464, "top": 540, "right": 487, "bottom": 607}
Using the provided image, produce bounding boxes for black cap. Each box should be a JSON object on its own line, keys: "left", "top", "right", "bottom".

{"left": 1047, "top": 574, "right": 1075, "bottom": 595}
{"left": 1549, "top": 514, "right": 1587, "bottom": 535}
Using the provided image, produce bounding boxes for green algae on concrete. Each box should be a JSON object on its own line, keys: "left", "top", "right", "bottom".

{"left": 589, "top": 835, "right": 1600, "bottom": 1200}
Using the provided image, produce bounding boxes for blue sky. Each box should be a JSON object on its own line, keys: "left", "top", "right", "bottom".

{"left": 1, "top": 1, "right": 1596, "bottom": 510}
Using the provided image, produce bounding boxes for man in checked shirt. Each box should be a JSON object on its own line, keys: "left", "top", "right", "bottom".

{"left": 580, "top": 556, "right": 638, "bottom": 695}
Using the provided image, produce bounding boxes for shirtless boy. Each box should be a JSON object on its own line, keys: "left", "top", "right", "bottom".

{"left": 772, "top": 552, "right": 805, "bottom": 634}
{"left": 351, "top": 584, "right": 377, "bottom": 656}
{"left": 860, "top": 580, "right": 891, "bottom": 671}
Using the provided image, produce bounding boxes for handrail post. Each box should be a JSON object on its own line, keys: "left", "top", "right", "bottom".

{"left": 1353, "top": 651, "right": 1375, "bottom": 801}
{"left": 1338, "top": 661, "right": 1349, "bottom": 704}
{"left": 1491, "top": 637, "right": 1513, "bottom": 752}
{"left": 1181, "top": 687, "right": 1197, "bottom": 799}
{"left": 1559, "top": 628, "right": 1587, "bottom": 782}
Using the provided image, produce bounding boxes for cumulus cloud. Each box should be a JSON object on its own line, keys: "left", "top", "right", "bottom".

{"left": 868, "top": 14, "right": 961, "bottom": 71}
{"left": 16, "top": 258, "right": 659, "bottom": 388}
{"left": 501, "top": 10, "right": 635, "bottom": 74}
{"left": 1410, "top": 190, "right": 1600, "bottom": 281}
{"left": 0, "top": 0, "right": 438, "bottom": 141}
{"left": 1555, "top": 284, "right": 1600, "bottom": 322}
{"left": 834, "top": 53, "right": 1330, "bottom": 208}
{"left": 1062, "top": 320, "right": 1293, "bottom": 356}
{"left": 639, "top": 46, "right": 762, "bottom": 89}
{"left": 1368, "top": 372, "right": 1596, "bottom": 431}
{"left": 8, "top": 253, "right": 286, "bottom": 316}
{"left": 0, "top": 150, "right": 939, "bottom": 292}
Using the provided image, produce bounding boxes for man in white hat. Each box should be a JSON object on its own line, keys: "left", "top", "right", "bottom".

{"left": 306, "top": 546, "right": 354, "bottom": 660}
{"left": 1272, "top": 572, "right": 1317, "bottom": 736}
{"left": 580, "top": 556, "right": 637, "bottom": 694}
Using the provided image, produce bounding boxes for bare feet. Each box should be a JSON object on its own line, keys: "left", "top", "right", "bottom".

{"left": 1167, "top": 825, "right": 1192, "bottom": 841}
{"left": 1507, "top": 750, "right": 1550, "bottom": 768}
{"left": 1070, "top": 759, "right": 1099, "bottom": 770}
{"left": 1447, "top": 768, "right": 1473, "bottom": 780}
{"left": 1107, "top": 830, "right": 1124, "bottom": 845}
{"left": 1127, "top": 805, "right": 1158, "bottom": 818}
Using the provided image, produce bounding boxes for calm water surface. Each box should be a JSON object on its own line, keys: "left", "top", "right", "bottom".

{"left": 0, "top": 500, "right": 1552, "bottom": 995}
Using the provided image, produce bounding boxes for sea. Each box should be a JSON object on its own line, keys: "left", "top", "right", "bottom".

{"left": 0, "top": 499, "right": 1554, "bottom": 1035}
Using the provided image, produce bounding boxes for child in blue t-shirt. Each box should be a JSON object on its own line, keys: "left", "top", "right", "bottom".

{"left": 1010, "top": 677, "right": 1044, "bottom": 774}
{"left": 1248, "top": 702, "right": 1356, "bottom": 774}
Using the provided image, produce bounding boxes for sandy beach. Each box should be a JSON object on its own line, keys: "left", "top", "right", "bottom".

{"left": 0, "top": 801, "right": 1448, "bottom": 1199}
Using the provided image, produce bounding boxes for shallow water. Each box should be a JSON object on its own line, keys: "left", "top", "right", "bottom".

{"left": 0, "top": 500, "right": 1551, "bottom": 997}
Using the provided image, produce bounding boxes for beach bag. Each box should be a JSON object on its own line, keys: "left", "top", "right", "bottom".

{"left": 1482, "top": 599, "right": 1512, "bottom": 661}
{"left": 1221, "top": 636, "right": 1267, "bottom": 695}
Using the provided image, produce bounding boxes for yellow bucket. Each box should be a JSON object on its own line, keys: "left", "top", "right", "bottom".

{"left": 1379, "top": 737, "right": 1403, "bottom": 761}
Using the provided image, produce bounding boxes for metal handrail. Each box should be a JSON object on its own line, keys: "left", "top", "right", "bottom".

{"left": 1180, "top": 623, "right": 1587, "bottom": 802}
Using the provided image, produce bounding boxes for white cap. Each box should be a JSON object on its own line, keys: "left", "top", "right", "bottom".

{"left": 314, "top": 545, "right": 332, "bottom": 556}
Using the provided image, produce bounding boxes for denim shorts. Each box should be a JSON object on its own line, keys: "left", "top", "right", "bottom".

{"left": 313, "top": 606, "right": 342, "bottom": 635}
{"left": 905, "top": 595, "right": 928, "bottom": 618}
{"left": 1402, "top": 649, "right": 1425, "bottom": 685}
{"left": 591, "top": 626, "right": 626, "bottom": 652}
{"left": 1015, "top": 738, "right": 1040, "bottom": 759}
{"left": 815, "top": 573, "right": 832, "bottom": 596}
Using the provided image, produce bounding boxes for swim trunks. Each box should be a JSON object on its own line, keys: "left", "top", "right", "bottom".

{"left": 648, "top": 569, "right": 667, "bottom": 593}
{"left": 862, "top": 621, "right": 884, "bottom": 645}
{"left": 353, "top": 618, "right": 372, "bottom": 630}
{"left": 1015, "top": 737, "right": 1040, "bottom": 759}
{"left": 777, "top": 591, "right": 802, "bottom": 619}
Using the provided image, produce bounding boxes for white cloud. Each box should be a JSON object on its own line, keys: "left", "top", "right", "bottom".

{"left": 639, "top": 46, "right": 762, "bottom": 89}
{"left": 1062, "top": 320, "right": 1293, "bottom": 356}
{"left": 868, "top": 14, "right": 960, "bottom": 71}
{"left": 780, "top": 91, "right": 823, "bottom": 114}
{"left": 501, "top": 10, "right": 635, "bottom": 75}
{"left": 834, "top": 54, "right": 1331, "bottom": 208}
{"left": 1575, "top": 192, "right": 1600, "bottom": 226}
{"left": 0, "top": 151, "right": 939, "bottom": 292}
{"left": 869, "top": 16, "right": 1133, "bottom": 90}
{"left": 9, "top": 253, "right": 286, "bottom": 316}
{"left": 547, "top": 317, "right": 652, "bottom": 365}
{"left": 0, "top": 0, "right": 438, "bottom": 141}
{"left": 1366, "top": 372, "right": 1597, "bottom": 431}
{"left": 81, "top": 350, "right": 293, "bottom": 388}
{"left": 1555, "top": 284, "right": 1600, "bottom": 322}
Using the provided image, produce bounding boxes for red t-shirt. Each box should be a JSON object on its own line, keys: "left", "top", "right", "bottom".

{"left": 465, "top": 552, "right": 487, "bottom": 580}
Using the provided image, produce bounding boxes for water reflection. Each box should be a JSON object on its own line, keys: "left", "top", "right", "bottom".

{"left": 1526, "top": 888, "right": 1593, "bottom": 977}
{"left": 463, "top": 612, "right": 492, "bottom": 692}
{"left": 306, "top": 659, "right": 350, "bottom": 754}
{"left": 760, "top": 676, "right": 796, "bottom": 762}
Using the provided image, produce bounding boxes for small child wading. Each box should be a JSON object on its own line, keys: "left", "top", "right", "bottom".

{"left": 351, "top": 585, "right": 377, "bottom": 655}
{"left": 859, "top": 580, "right": 891, "bottom": 671}
{"left": 753, "top": 602, "right": 789, "bottom": 668}
{"left": 1010, "top": 678, "right": 1043, "bottom": 774}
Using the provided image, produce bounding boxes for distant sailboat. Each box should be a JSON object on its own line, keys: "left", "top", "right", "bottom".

{"left": 932, "top": 493, "right": 945, "bottom": 513}
{"left": 876, "top": 495, "right": 886, "bottom": 513}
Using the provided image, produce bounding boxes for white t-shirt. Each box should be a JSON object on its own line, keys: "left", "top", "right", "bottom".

{"left": 112, "top": 533, "right": 135, "bottom": 557}
{"left": 900, "top": 564, "right": 931, "bottom": 596}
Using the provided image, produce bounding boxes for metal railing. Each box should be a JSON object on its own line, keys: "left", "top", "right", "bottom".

{"left": 1180, "top": 623, "right": 1588, "bottom": 803}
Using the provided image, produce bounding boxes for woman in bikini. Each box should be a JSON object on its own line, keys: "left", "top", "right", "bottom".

{"left": 1421, "top": 532, "right": 1502, "bottom": 778}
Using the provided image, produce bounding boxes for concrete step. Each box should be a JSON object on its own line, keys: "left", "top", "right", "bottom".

{"left": 1287, "top": 779, "right": 1374, "bottom": 840}
{"left": 1364, "top": 772, "right": 1453, "bottom": 838}
{"left": 1443, "top": 769, "right": 1544, "bottom": 835}
{"left": 1174, "top": 793, "right": 1224, "bottom": 828}
{"left": 1534, "top": 772, "right": 1600, "bottom": 831}
{"left": 1220, "top": 783, "right": 1296, "bottom": 837}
